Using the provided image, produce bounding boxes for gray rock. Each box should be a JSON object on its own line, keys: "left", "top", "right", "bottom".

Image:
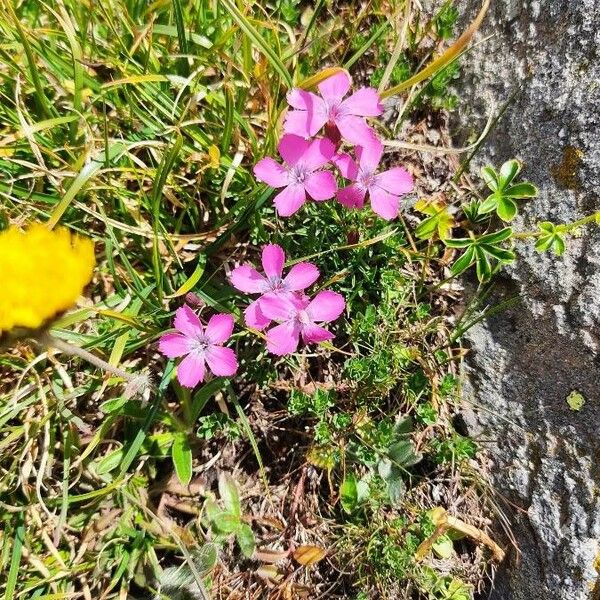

{"left": 453, "top": 1, "right": 600, "bottom": 598}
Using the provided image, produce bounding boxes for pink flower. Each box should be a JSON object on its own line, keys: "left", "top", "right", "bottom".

{"left": 259, "top": 290, "right": 345, "bottom": 356}
{"left": 159, "top": 305, "right": 238, "bottom": 388}
{"left": 284, "top": 71, "right": 383, "bottom": 145}
{"left": 334, "top": 137, "right": 413, "bottom": 220}
{"left": 253, "top": 134, "right": 337, "bottom": 217}
{"left": 230, "top": 244, "right": 319, "bottom": 330}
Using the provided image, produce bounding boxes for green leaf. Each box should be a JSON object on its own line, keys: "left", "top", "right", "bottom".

{"left": 171, "top": 433, "right": 193, "bottom": 485}
{"left": 474, "top": 246, "right": 492, "bottom": 281}
{"left": 535, "top": 235, "right": 554, "bottom": 252}
{"left": 535, "top": 222, "right": 566, "bottom": 255}
{"left": 499, "top": 159, "right": 521, "bottom": 186}
{"left": 451, "top": 245, "right": 476, "bottom": 275}
{"left": 203, "top": 498, "right": 221, "bottom": 525}
{"left": 504, "top": 182, "right": 538, "bottom": 198}
{"left": 219, "top": 472, "right": 241, "bottom": 517}
{"left": 386, "top": 474, "right": 406, "bottom": 504}
{"left": 496, "top": 197, "right": 518, "bottom": 221}
{"left": 167, "top": 254, "right": 206, "bottom": 298}
{"left": 480, "top": 244, "right": 515, "bottom": 262}
{"left": 4, "top": 511, "right": 24, "bottom": 600}
{"left": 340, "top": 473, "right": 358, "bottom": 514}
{"left": 190, "top": 378, "right": 228, "bottom": 423}
{"left": 538, "top": 221, "right": 555, "bottom": 233}
{"left": 478, "top": 192, "right": 500, "bottom": 215}
{"left": 444, "top": 237, "right": 473, "bottom": 249}
{"left": 480, "top": 166, "right": 499, "bottom": 191}
{"left": 393, "top": 416, "right": 413, "bottom": 436}
{"left": 553, "top": 235, "right": 566, "bottom": 255}
{"left": 236, "top": 524, "right": 256, "bottom": 558}
{"left": 388, "top": 440, "right": 421, "bottom": 467}
{"left": 192, "top": 543, "right": 219, "bottom": 575}
{"left": 415, "top": 215, "right": 439, "bottom": 240}
{"left": 432, "top": 535, "right": 454, "bottom": 559}
{"left": 211, "top": 512, "right": 241, "bottom": 534}
{"left": 96, "top": 448, "right": 124, "bottom": 474}
{"left": 478, "top": 227, "right": 513, "bottom": 244}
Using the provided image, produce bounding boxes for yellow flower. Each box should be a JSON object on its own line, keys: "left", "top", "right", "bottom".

{"left": 0, "top": 223, "right": 95, "bottom": 333}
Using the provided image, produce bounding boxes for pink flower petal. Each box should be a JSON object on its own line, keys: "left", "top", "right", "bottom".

{"left": 336, "top": 115, "right": 378, "bottom": 147}
{"left": 205, "top": 346, "right": 238, "bottom": 377}
{"left": 273, "top": 184, "right": 306, "bottom": 217}
{"left": 205, "top": 313, "right": 234, "bottom": 344}
{"left": 306, "top": 290, "right": 345, "bottom": 322}
{"left": 332, "top": 152, "right": 359, "bottom": 180}
{"left": 174, "top": 305, "right": 202, "bottom": 337}
{"left": 337, "top": 185, "right": 366, "bottom": 208}
{"left": 159, "top": 333, "right": 191, "bottom": 358}
{"left": 301, "top": 324, "right": 334, "bottom": 344}
{"left": 283, "top": 262, "right": 320, "bottom": 291}
{"left": 356, "top": 137, "right": 384, "bottom": 173}
{"left": 301, "top": 137, "right": 335, "bottom": 171}
{"left": 286, "top": 90, "right": 327, "bottom": 136}
{"left": 340, "top": 87, "right": 383, "bottom": 116}
{"left": 284, "top": 110, "right": 322, "bottom": 139}
{"left": 318, "top": 71, "right": 351, "bottom": 104}
{"left": 244, "top": 299, "right": 271, "bottom": 330}
{"left": 230, "top": 265, "right": 268, "bottom": 294}
{"left": 259, "top": 293, "right": 296, "bottom": 322}
{"left": 278, "top": 134, "right": 311, "bottom": 166}
{"left": 376, "top": 167, "right": 414, "bottom": 195}
{"left": 261, "top": 244, "right": 285, "bottom": 279}
{"left": 266, "top": 321, "right": 301, "bottom": 356}
{"left": 370, "top": 187, "right": 400, "bottom": 220}
{"left": 305, "top": 171, "right": 337, "bottom": 201}
{"left": 177, "top": 353, "right": 205, "bottom": 388}
{"left": 253, "top": 157, "right": 289, "bottom": 188}
{"left": 287, "top": 88, "right": 321, "bottom": 110}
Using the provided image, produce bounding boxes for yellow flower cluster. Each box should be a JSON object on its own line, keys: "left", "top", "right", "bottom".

{"left": 0, "top": 223, "right": 95, "bottom": 333}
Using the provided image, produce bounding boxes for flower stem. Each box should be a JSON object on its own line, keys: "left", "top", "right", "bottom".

{"left": 39, "top": 332, "right": 134, "bottom": 382}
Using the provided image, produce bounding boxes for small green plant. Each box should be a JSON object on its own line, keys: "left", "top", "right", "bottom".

{"left": 479, "top": 160, "right": 538, "bottom": 221}
{"left": 420, "top": 566, "right": 473, "bottom": 600}
{"left": 446, "top": 228, "right": 516, "bottom": 282}
{"left": 432, "top": 432, "right": 477, "bottom": 464}
{"left": 197, "top": 413, "right": 241, "bottom": 440}
{"left": 434, "top": 1, "right": 460, "bottom": 40}
{"left": 203, "top": 474, "right": 256, "bottom": 558}
{"left": 534, "top": 221, "right": 567, "bottom": 255}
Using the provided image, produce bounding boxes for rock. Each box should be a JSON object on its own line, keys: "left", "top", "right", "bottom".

{"left": 453, "top": 1, "right": 600, "bottom": 598}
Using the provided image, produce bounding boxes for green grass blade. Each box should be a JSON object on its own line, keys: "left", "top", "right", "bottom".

{"left": 151, "top": 132, "right": 183, "bottom": 301}
{"left": 219, "top": 0, "right": 293, "bottom": 88}
{"left": 344, "top": 21, "right": 389, "bottom": 69}
{"left": 4, "top": 0, "right": 53, "bottom": 119}
{"left": 172, "top": 0, "right": 190, "bottom": 75}
{"left": 47, "top": 142, "right": 127, "bottom": 229}
{"left": 4, "top": 511, "right": 24, "bottom": 600}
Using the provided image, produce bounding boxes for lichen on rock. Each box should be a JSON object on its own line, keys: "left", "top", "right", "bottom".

{"left": 455, "top": 1, "right": 600, "bottom": 598}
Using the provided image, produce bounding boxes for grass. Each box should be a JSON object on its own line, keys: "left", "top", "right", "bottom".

{"left": 0, "top": 1, "right": 507, "bottom": 598}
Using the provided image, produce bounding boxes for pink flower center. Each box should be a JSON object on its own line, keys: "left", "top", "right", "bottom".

{"left": 268, "top": 276, "right": 285, "bottom": 292}
{"left": 288, "top": 164, "right": 309, "bottom": 184}
{"left": 357, "top": 169, "right": 377, "bottom": 190}
{"left": 190, "top": 335, "right": 210, "bottom": 354}
{"left": 295, "top": 309, "right": 311, "bottom": 326}
{"left": 326, "top": 101, "right": 343, "bottom": 122}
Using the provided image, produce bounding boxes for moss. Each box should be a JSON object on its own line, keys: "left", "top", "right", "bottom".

{"left": 551, "top": 145, "right": 584, "bottom": 190}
